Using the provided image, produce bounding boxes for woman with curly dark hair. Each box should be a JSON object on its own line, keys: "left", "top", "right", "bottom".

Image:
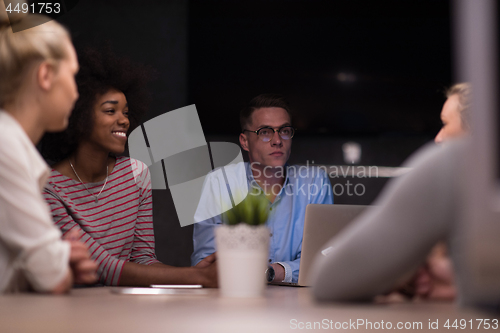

{"left": 41, "top": 46, "right": 217, "bottom": 287}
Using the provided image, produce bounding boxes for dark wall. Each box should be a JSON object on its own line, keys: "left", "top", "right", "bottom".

{"left": 57, "top": 0, "right": 188, "bottom": 120}
{"left": 189, "top": 0, "right": 452, "bottom": 139}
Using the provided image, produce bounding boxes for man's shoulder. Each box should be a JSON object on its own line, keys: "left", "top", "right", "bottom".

{"left": 205, "top": 161, "right": 248, "bottom": 182}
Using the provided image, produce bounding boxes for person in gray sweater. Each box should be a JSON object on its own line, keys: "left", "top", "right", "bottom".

{"left": 311, "top": 140, "right": 464, "bottom": 302}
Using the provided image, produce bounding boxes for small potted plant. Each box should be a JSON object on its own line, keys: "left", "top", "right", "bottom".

{"left": 215, "top": 187, "right": 270, "bottom": 297}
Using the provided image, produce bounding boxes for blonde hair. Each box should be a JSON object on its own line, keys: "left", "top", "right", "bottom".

{"left": 446, "top": 82, "right": 471, "bottom": 130}
{"left": 0, "top": 8, "right": 70, "bottom": 107}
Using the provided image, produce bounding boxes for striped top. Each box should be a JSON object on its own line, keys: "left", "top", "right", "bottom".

{"left": 43, "top": 157, "right": 159, "bottom": 286}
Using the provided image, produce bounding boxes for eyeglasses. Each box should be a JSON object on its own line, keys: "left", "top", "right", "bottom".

{"left": 242, "top": 126, "right": 295, "bottom": 142}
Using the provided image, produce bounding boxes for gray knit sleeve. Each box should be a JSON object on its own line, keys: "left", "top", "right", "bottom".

{"left": 310, "top": 141, "right": 463, "bottom": 302}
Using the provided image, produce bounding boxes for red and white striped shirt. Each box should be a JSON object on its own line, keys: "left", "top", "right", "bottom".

{"left": 43, "top": 157, "right": 159, "bottom": 285}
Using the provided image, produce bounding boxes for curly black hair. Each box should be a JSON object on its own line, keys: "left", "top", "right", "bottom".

{"left": 41, "top": 44, "right": 152, "bottom": 163}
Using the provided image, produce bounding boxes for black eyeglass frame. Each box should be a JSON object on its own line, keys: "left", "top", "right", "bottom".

{"left": 242, "top": 126, "right": 296, "bottom": 142}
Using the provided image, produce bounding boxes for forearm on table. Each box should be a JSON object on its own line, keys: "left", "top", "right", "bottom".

{"left": 118, "top": 261, "right": 211, "bottom": 287}
{"left": 272, "top": 259, "right": 299, "bottom": 283}
{"left": 270, "top": 263, "right": 285, "bottom": 282}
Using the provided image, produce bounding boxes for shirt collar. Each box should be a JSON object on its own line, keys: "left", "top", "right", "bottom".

{"left": 0, "top": 110, "right": 50, "bottom": 189}
{"left": 245, "top": 162, "right": 291, "bottom": 188}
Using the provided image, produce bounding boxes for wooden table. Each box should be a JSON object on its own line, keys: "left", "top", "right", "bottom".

{"left": 0, "top": 286, "right": 495, "bottom": 332}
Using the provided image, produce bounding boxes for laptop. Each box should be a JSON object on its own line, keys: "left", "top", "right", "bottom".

{"left": 271, "top": 204, "right": 368, "bottom": 287}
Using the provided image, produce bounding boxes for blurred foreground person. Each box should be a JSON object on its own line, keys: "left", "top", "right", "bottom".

{"left": 0, "top": 8, "right": 97, "bottom": 293}
{"left": 409, "top": 83, "right": 472, "bottom": 301}
{"left": 310, "top": 139, "right": 467, "bottom": 302}
{"left": 310, "top": 84, "right": 473, "bottom": 302}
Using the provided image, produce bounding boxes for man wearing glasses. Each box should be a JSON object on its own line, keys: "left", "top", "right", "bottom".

{"left": 192, "top": 94, "right": 333, "bottom": 283}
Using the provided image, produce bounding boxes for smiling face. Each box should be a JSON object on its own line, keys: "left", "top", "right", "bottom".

{"left": 435, "top": 94, "right": 466, "bottom": 143}
{"left": 239, "top": 107, "right": 292, "bottom": 169}
{"left": 85, "top": 88, "right": 130, "bottom": 154}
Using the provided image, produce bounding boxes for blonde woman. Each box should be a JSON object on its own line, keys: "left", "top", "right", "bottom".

{"left": 0, "top": 6, "right": 97, "bottom": 293}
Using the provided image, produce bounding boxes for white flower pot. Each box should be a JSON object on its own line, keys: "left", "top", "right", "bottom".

{"left": 215, "top": 224, "right": 269, "bottom": 298}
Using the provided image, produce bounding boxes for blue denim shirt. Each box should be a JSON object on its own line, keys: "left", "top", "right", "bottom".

{"left": 192, "top": 162, "right": 334, "bottom": 283}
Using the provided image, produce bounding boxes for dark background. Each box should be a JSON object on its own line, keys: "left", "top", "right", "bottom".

{"left": 189, "top": 0, "right": 451, "bottom": 138}
{"left": 54, "top": 0, "right": 453, "bottom": 266}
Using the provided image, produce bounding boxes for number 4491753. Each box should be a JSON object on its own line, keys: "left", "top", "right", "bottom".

{"left": 444, "top": 319, "right": 499, "bottom": 329}
{"left": 5, "top": 2, "right": 61, "bottom": 14}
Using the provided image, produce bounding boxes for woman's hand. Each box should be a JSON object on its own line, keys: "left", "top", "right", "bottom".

{"left": 413, "top": 255, "right": 456, "bottom": 300}
{"left": 65, "top": 230, "right": 98, "bottom": 284}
